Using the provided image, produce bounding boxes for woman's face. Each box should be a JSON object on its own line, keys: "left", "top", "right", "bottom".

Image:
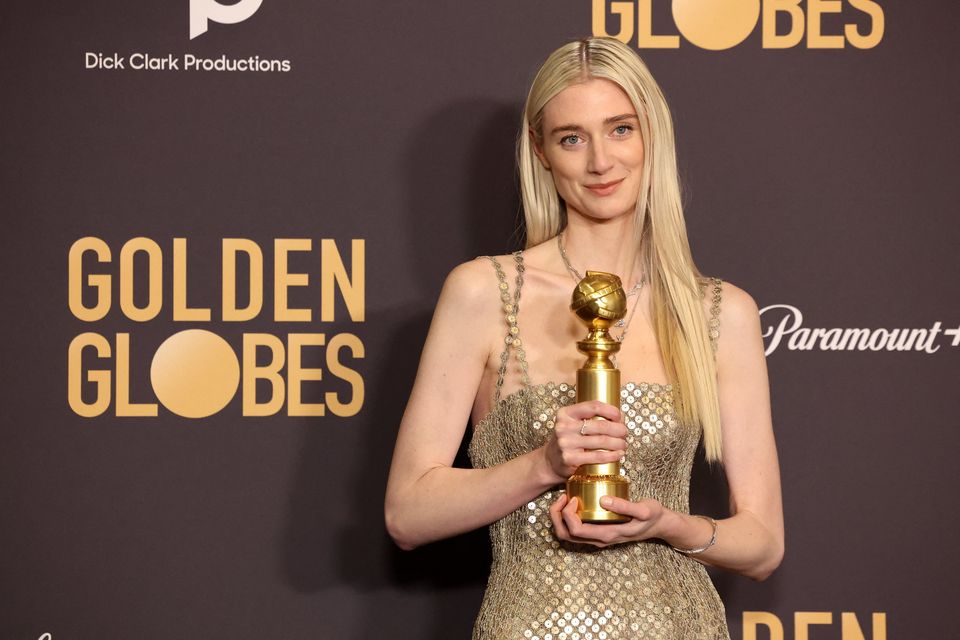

{"left": 532, "top": 77, "right": 645, "bottom": 225}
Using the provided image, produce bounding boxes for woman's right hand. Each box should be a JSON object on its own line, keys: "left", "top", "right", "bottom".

{"left": 542, "top": 400, "right": 628, "bottom": 483}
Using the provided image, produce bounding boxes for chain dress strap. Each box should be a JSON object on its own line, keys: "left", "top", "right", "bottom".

{"left": 484, "top": 252, "right": 531, "bottom": 402}
{"left": 699, "top": 276, "right": 723, "bottom": 353}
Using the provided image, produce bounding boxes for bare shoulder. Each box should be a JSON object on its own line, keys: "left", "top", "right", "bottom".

{"left": 439, "top": 256, "right": 507, "bottom": 312}
{"left": 701, "top": 278, "right": 763, "bottom": 354}
{"left": 415, "top": 257, "right": 507, "bottom": 377}
{"left": 713, "top": 279, "right": 759, "bottom": 326}
{"left": 432, "top": 257, "right": 516, "bottom": 341}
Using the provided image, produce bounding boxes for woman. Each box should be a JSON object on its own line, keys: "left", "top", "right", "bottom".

{"left": 385, "top": 36, "right": 783, "bottom": 639}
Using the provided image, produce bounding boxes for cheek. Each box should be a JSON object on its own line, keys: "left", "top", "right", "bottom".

{"left": 630, "top": 144, "right": 646, "bottom": 168}
{"left": 548, "top": 160, "right": 583, "bottom": 198}
{"left": 552, "top": 175, "right": 580, "bottom": 203}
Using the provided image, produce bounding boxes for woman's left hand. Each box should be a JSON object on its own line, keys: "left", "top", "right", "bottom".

{"left": 548, "top": 493, "right": 667, "bottom": 548}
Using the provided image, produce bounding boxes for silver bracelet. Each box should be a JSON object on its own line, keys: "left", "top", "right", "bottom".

{"left": 670, "top": 515, "right": 718, "bottom": 555}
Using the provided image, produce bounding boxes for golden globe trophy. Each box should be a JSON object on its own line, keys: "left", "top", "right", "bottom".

{"left": 567, "top": 271, "right": 631, "bottom": 523}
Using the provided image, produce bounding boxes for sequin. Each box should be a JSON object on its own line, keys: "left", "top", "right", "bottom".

{"left": 469, "top": 258, "right": 727, "bottom": 639}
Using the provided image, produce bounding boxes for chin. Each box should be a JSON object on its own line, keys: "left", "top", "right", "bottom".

{"left": 580, "top": 204, "right": 636, "bottom": 223}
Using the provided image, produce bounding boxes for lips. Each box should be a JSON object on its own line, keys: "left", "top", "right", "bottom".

{"left": 585, "top": 178, "right": 624, "bottom": 196}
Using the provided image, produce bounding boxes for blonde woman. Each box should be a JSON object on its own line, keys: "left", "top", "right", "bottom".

{"left": 385, "top": 36, "right": 783, "bottom": 639}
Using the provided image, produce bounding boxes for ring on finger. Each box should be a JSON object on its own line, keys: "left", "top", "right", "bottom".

{"left": 580, "top": 419, "right": 588, "bottom": 436}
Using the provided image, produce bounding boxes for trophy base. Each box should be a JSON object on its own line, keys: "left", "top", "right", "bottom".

{"left": 566, "top": 474, "right": 630, "bottom": 524}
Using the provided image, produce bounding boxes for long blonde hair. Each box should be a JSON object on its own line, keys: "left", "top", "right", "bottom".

{"left": 518, "top": 37, "right": 723, "bottom": 462}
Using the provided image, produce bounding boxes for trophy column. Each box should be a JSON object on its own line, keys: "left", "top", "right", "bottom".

{"left": 566, "top": 271, "right": 631, "bottom": 523}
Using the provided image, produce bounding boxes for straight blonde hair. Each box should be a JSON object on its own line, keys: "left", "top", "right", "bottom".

{"left": 518, "top": 37, "right": 723, "bottom": 462}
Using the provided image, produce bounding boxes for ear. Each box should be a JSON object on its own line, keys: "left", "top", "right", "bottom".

{"left": 529, "top": 128, "right": 551, "bottom": 170}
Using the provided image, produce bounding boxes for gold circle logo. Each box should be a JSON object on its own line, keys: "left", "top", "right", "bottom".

{"left": 672, "top": 0, "right": 760, "bottom": 51}
{"left": 150, "top": 329, "right": 240, "bottom": 418}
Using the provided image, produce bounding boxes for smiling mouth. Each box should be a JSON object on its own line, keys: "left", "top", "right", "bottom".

{"left": 585, "top": 178, "right": 624, "bottom": 194}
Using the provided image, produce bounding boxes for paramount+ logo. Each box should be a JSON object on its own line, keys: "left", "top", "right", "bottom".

{"left": 190, "top": 0, "right": 263, "bottom": 39}
{"left": 592, "top": 0, "right": 884, "bottom": 50}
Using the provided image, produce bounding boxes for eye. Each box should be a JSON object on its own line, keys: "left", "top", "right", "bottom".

{"left": 613, "top": 124, "right": 633, "bottom": 136}
{"left": 560, "top": 134, "right": 582, "bottom": 146}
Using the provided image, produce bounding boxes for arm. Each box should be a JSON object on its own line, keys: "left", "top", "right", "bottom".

{"left": 658, "top": 282, "right": 784, "bottom": 579}
{"left": 549, "top": 282, "right": 785, "bottom": 581}
{"left": 383, "top": 260, "right": 626, "bottom": 550}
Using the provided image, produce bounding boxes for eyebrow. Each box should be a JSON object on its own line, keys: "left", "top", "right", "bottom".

{"left": 549, "top": 113, "right": 639, "bottom": 136}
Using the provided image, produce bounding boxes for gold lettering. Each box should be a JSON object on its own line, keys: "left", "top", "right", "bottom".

{"left": 67, "top": 332, "right": 112, "bottom": 417}
{"left": 326, "top": 333, "right": 365, "bottom": 417}
{"left": 841, "top": 612, "right": 887, "bottom": 640}
{"left": 287, "top": 333, "right": 325, "bottom": 416}
{"left": 321, "top": 239, "right": 365, "bottom": 322}
{"left": 846, "top": 0, "right": 884, "bottom": 49}
{"left": 796, "top": 612, "right": 833, "bottom": 640}
{"left": 68, "top": 237, "right": 111, "bottom": 321}
{"left": 637, "top": 0, "right": 679, "bottom": 49}
{"left": 743, "top": 612, "right": 784, "bottom": 640}
{"left": 807, "top": 0, "right": 845, "bottom": 48}
{"left": 222, "top": 239, "right": 264, "bottom": 321}
{"left": 119, "top": 237, "right": 163, "bottom": 322}
{"left": 115, "top": 333, "right": 158, "bottom": 416}
{"left": 173, "top": 238, "right": 211, "bottom": 321}
{"left": 242, "top": 333, "right": 286, "bottom": 416}
{"left": 763, "top": 0, "right": 805, "bottom": 49}
{"left": 274, "top": 239, "right": 312, "bottom": 322}
{"left": 592, "top": 0, "right": 635, "bottom": 44}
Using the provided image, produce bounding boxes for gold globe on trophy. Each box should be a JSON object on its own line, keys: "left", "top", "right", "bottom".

{"left": 567, "top": 271, "right": 631, "bottom": 523}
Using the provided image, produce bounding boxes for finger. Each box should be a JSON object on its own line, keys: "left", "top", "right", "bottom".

{"left": 558, "top": 498, "right": 613, "bottom": 548}
{"left": 599, "top": 496, "right": 651, "bottom": 520}
{"left": 561, "top": 496, "right": 586, "bottom": 536}
{"left": 560, "top": 505, "right": 612, "bottom": 547}
{"left": 554, "top": 414, "right": 586, "bottom": 438}
{"left": 562, "top": 448, "right": 624, "bottom": 469}
{"left": 577, "top": 419, "right": 629, "bottom": 439}
{"left": 565, "top": 400, "right": 621, "bottom": 422}
{"left": 608, "top": 421, "right": 629, "bottom": 438}
{"left": 575, "top": 434, "right": 628, "bottom": 452}
{"left": 549, "top": 492, "right": 568, "bottom": 515}
{"left": 575, "top": 449, "right": 626, "bottom": 467}
{"left": 549, "top": 494, "right": 572, "bottom": 539}
{"left": 572, "top": 521, "right": 619, "bottom": 545}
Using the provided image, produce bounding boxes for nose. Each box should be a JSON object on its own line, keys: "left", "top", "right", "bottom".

{"left": 587, "top": 139, "right": 614, "bottom": 175}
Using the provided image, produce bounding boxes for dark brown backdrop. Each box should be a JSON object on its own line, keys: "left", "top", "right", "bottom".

{"left": 1, "top": 1, "right": 957, "bottom": 638}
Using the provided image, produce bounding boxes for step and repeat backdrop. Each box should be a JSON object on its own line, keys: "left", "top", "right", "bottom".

{"left": 1, "top": 1, "right": 956, "bottom": 638}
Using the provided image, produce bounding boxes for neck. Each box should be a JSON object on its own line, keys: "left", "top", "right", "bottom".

{"left": 559, "top": 212, "right": 644, "bottom": 287}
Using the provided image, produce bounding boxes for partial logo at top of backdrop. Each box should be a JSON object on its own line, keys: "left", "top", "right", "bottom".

{"left": 84, "top": 0, "right": 291, "bottom": 74}
{"left": 191, "top": 0, "right": 263, "bottom": 40}
{"left": 593, "top": 0, "right": 885, "bottom": 50}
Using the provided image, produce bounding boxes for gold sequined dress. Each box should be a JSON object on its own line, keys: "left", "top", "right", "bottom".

{"left": 468, "top": 252, "right": 729, "bottom": 640}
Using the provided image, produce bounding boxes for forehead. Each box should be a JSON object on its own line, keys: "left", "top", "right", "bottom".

{"left": 541, "top": 77, "right": 636, "bottom": 127}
